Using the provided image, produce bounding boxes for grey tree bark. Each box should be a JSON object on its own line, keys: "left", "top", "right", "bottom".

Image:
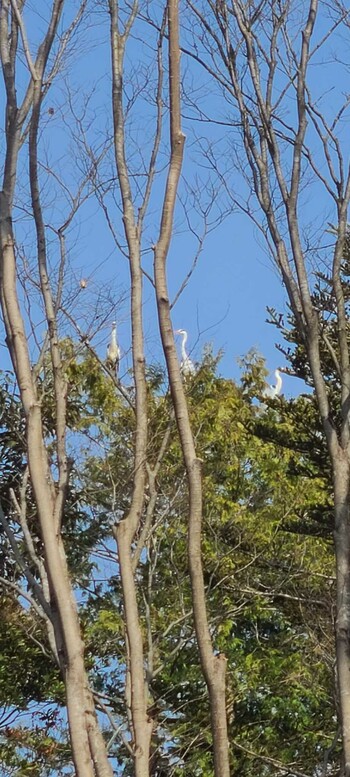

{"left": 153, "top": 2, "right": 230, "bottom": 774}
{"left": 0, "top": 2, "right": 113, "bottom": 775}
{"left": 108, "top": 2, "right": 155, "bottom": 773}
{"left": 186, "top": 0, "right": 350, "bottom": 771}
{"left": 108, "top": 1, "right": 230, "bottom": 773}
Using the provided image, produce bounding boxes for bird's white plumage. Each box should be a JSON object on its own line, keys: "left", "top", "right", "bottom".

{"left": 263, "top": 369, "right": 282, "bottom": 399}
{"left": 106, "top": 322, "right": 121, "bottom": 373}
{"left": 175, "top": 329, "right": 196, "bottom": 377}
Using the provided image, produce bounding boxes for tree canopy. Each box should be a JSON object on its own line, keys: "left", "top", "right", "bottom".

{"left": 0, "top": 351, "right": 337, "bottom": 775}
{"left": 1, "top": 1, "right": 350, "bottom": 775}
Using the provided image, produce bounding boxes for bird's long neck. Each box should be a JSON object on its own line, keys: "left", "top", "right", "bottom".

{"left": 181, "top": 331, "right": 188, "bottom": 360}
{"left": 275, "top": 370, "right": 282, "bottom": 394}
{"left": 111, "top": 325, "right": 117, "bottom": 346}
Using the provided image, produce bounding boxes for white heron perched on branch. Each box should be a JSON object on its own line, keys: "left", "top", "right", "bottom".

{"left": 106, "top": 322, "right": 121, "bottom": 375}
{"left": 174, "top": 329, "right": 196, "bottom": 378}
{"left": 263, "top": 369, "right": 283, "bottom": 399}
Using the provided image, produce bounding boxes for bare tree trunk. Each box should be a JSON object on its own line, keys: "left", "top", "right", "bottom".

{"left": 153, "top": 2, "right": 230, "bottom": 774}
{"left": 334, "top": 457, "right": 350, "bottom": 775}
{"left": 109, "top": 3, "right": 153, "bottom": 773}
{"left": 0, "top": 198, "right": 99, "bottom": 777}
{"left": 116, "top": 526, "right": 153, "bottom": 777}
{"left": 154, "top": 257, "right": 230, "bottom": 777}
{"left": 0, "top": 3, "right": 113, "bottom": 775}
{"left": 185, "top": 0, "right": 350, "bottom": 769}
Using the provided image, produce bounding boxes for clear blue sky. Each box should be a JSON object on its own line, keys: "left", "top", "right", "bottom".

{"left": 1, "top": 3, "right": 349, "bottom": 774}
{"left": 2, "top": 2, "right": 347, "bottom": 395}
{"left": 16, "top": 2, "right": 294, "bottom": 398}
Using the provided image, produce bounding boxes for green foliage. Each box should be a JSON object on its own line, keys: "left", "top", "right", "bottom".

{"left": 0, "top": 597, "right": 61, "bottom": 709}
{"left": 78, "top": 349, "right": 335, "bottom": 775}
{"left": 0, "top": 346, "right": 338, "bottom": 775}
{"left": 267, "top": 230, "right": 350, "bottom": 444}
{"left": 0, "top": 374, "right": 25, "bottom": 499}
{"left": 0, "top": 706, "right": 71, "bottom": 777}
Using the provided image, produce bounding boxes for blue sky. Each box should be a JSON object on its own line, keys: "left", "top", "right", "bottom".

{"left": 2, "top": 2, "right": 348, "bottom": 403}
{"left": 14, "top": 2, "right": 292, "bottom": 396}
{"left": 2, "top": 2, "right": 350, "bottom": 774}
{"left": 46, "top": 0, "right": 345, "bottom": 399}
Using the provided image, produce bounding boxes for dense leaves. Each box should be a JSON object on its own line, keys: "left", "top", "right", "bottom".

{"left": 79, "top": 352, "right": 336, "bottom": 775}
{"left": 0, "top": 350, "right": 338, "bottom": 775}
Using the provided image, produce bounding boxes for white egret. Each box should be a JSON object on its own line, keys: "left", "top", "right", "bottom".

{"left": 174, "top": 329, "right": 196, "bottom": 377}
{"left": 263, "top": 369, "right": 283, "bottom": 399}
{"left": 106, "top": 321, "right": 121, "bottom": 374}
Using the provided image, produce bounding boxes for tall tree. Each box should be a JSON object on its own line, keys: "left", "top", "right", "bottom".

{"left": 1, "top": 0, "right": 228, "bottom": 772}
{"left": 0, "top": 341, "right": 338, "bottom": 776}
{"left": 0, "top": 3, "right": 113, "bottom": 775}
{"left": 108, "top": 0, "right": 230, "bottom": 773}
{"left": 184, "top": 0, "right": 350, "bottom": 771}
{"left": 81, "top": 353, "right": 336, "bottom": 776}
{"left": 152, "top": 5, "right": 230, "bottom": 774}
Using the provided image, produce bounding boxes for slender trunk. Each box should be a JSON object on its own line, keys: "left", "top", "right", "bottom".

{"left": 334, "top": 455, "right": 350, "bottom": 776}
{"left": 187, "top": 1, "right": 350, "bottom": 770}
{"left": 208, "top": 654, "right": 230, "bottom": 776}
{"left": 108, "top": 2, "right": 152, "bottom": 771}
{"left": 116, "top": 526, "right": 153, "bottom": 777}
{"left": 0, "top": 2, "right": 112, "bottom": 774}
{"left": 153, "top": 2, "right": 230, "bottom": 772}
{"left": 155, "top": 294, "right": 230, "bottom": 777}
{"left": 86, "top": 692, "right": 116, "bottom": 777}
{"left": 0, "top": 195, "right": 113, "bottom": 777}
{"left": 25, "top": 405, "right": 103, "bottom": 777}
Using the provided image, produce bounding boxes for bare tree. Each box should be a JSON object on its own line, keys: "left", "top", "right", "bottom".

{"left": 0, "top": 2, "right": 113, "bottom": 775}
{"left": 153, "top": 3, "right": 230, "bottom": 775}
{"left": 184, "top": 0, "right": 350, "bottom": 772}
{"left": 108, "top": 1, "right": 153, "bottom": 773}
{"left": 108, "top": 1, "right": 230, "bottom": 774}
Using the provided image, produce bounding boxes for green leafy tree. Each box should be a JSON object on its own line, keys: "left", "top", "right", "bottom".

{"left": 80, "top": 353, "right": 336, "bottom": 776}
{"left": 0, "top": 345, "right": 338, "bottom": 776}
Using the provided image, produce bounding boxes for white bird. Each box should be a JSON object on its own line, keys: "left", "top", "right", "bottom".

{"left": 106, "top": 322, "right": 121, "bottom": 374}
{"left": 174, "top": 329, "right": 196, "bottom": 377}
{"left": 263, "top": 368, "right": 283, "bottom": 399}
